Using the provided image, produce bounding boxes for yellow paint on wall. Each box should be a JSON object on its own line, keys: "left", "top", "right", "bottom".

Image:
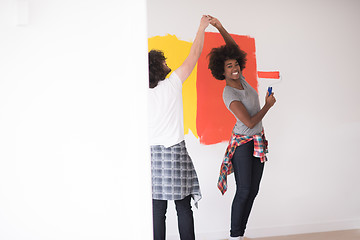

{"left": 148, "top": 35, "right": 198, "bottom": 138}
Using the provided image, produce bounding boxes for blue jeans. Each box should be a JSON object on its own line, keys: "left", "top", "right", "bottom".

{"left": 152, "top": 195, "right": 195, "bottom": 240}
{"left": 230, "top": 140, "right": 264, "bottom": 237}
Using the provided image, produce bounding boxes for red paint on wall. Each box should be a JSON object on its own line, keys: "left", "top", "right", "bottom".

{"left": 258, "top": 71, "right": 280, "bottom": 79}
{"left": 196, "top": 32, "right": 258, "bottom": 145}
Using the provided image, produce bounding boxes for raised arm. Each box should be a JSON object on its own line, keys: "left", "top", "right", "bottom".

{"left": 209, "top": 15, "right": 238, "bottom": 47}
{"left": 175, "top": 15, "right": 210, "bottom": 83}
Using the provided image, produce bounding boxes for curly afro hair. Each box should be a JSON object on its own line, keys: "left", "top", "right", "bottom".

{"left": 148, "top": 50, "right": 170, "bottom": 88}
{"left": 208, "top": 44, "right": 247, "bottom": 80}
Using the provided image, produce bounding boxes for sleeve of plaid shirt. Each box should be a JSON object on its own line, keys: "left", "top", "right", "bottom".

{"left": 217, "top": 130, "right": 268, "bottom": 195}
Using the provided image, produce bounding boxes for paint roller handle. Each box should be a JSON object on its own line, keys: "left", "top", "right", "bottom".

{"left": 265, "top": 89, "right": 276, "bottom": 108}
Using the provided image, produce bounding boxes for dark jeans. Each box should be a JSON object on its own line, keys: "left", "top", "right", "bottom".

{"left": 230, "top": 140, "right": 264, "bottom": 237}
{"left": 152, "top": 195, "right": 195, "bottom": 240}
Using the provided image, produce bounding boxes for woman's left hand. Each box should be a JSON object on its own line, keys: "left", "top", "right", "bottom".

{"left": 208, "top": 15, "right": 222, "bottom": 29}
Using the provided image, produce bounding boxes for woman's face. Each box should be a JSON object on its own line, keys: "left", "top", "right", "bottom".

{"left": 223, "top": 59, "right": 240, "bottom": 81}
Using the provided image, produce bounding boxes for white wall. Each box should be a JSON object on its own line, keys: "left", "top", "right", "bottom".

{"left": 148, "top": 0, "right": 360, "bottom": 239}
{"left": 0, "top": 0, "right": 152, "bottom": 239}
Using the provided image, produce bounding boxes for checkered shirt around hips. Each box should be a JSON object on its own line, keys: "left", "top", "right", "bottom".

{"left": 217, "top": 130, "right": 268, "bottom": 195}
{"left": 151, "top": 141, "right": 202, "bottom": 207}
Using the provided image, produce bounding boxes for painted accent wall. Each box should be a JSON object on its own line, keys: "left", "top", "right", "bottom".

{"left": 148, "top": 0, "right": 360, "bottom": 239}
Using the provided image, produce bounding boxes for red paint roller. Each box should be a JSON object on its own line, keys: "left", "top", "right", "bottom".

{"left": 257, "top": 71, "right": 281, "bottom": 95}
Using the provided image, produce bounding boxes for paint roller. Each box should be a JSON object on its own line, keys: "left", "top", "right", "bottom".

{"left": 257, "top": 71, "right": 281, "bottom": 96}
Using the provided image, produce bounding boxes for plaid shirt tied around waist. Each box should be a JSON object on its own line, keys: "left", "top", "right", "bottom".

{"left": 217, "top": 130, "right": 268, "bottom": 195}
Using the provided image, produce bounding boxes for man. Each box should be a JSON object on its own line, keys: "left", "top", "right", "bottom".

{"left": 148, "top": 15, "right": 210, "bottom": 240}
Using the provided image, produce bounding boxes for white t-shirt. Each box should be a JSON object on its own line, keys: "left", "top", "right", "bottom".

{"left": 148, "top": 72, "right": 184, "bottom": 148}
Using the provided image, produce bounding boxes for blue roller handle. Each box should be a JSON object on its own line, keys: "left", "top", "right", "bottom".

{"left": 268, "top": 86, "right": 273, "bottom": 96}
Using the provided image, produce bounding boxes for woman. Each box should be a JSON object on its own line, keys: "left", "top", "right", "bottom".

{"left": 208, "top": 16, "right": 276, "bottom": 240}
{"left": 148, "top": 16, "right": 210, "bottom": 240}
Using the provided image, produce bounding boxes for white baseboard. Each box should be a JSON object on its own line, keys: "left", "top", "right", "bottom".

{"left": 167, "top": 219, "right": 360, "bottom": 240}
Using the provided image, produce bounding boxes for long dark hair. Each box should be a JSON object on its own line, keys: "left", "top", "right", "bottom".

{"left": 148, "top": 50, "right": 170, "bottom": 88}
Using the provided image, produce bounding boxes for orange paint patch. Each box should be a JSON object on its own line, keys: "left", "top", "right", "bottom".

{"left": 196, "top": 32, "right": 258, "bottom": 145}
{"left": 258, "top": 71, "right": 280, "bottom": 79}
